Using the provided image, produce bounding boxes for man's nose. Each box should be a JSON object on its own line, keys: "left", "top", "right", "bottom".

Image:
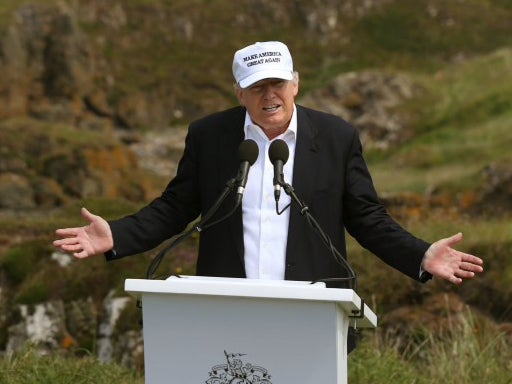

{"left": 262, "top": 85, "right": 276, "bottom": 99}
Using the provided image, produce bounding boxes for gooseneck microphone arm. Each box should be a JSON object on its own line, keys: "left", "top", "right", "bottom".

{"left": 145, "top": 177, "right": 237, "bottom": 279}
{"left": 146, "top": 139, "right": 259, "bottom": 280}
{"left": 268, "top": 139, "right": 358, "bottom": 290}
{"left": 281, "top": 182, "right": 358, "bottom": 290}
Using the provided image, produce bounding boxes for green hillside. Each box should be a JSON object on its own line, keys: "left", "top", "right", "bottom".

{"left": 0, "top": 0, "right": 511, "bottom": 380}
{"left": 370, "top": 48, "right": 512, "bottom": 193}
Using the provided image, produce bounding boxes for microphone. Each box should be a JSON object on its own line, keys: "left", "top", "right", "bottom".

{"left": 268, "top": 139, "right": 289, "bottom": 203}
{"left": 235, "top": 139, "right": 259, "bottom": 199}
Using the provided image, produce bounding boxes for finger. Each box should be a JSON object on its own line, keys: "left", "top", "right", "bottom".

{"left": 448, "top": 247, "right": 484, "bottom": 264}
{"left": 53, "top": 239, "right": 64, "bottom": 247}
{"left": 448, "top": 275, "right": 463, "bottom": 285}
{"left": 60, "top": 243, "right": 83, "bottom": 252}
{"left": 461, "top": 253, "right": 484, "bottom": 265}
{"left": 444, "top": 232, "right": 463, "bottom": 247}
{"left": 460, "top": 261, "right": 484, "bottom": 273}
{"left": 450, "top": 250, "right": 484, "bottom": 268}
{"left": 454, "top": 269, "right": 475, "bottom": 279}
{"left": 438, "top": 272, "right": 463, "bottom": 285}
{"left": 81, "top": 207, "right": 96, "bottom": 223}
{"left": 55, "top": 228, "right": 81, "bottom": 237}
{"left": 53, "top": 237, "right": 79, "bottom": 246}
{"left": 74, "top": 250, "right": 90, "bottom": 259}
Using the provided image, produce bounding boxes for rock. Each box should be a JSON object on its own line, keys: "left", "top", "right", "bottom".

{"left": 6, "top": 301, "right": 67, "bottom": 354}
{"left": 33, "top": 176, "right": 68, "bottom": 207}
{"left": 0, "top": 3, "right": 94, "bottom": 122}
{"left": 115, "top": 330, "right": 144, "bottom": 370}
{"left": 5, "top": 295, "right": 143, "bottom": 366}
{"left": 129, "top": 129, "right": 187, "bottom": 178}
{"left": 299, "top": 71, "right": 422, "bottom": 150}
{"left": 379, "top": 293, "right": 496, "bottom": 354}
{"left": 0, "top": 173, "right": 35, "bottom": 209}
{"left": 97, "top": 291, "right": 131, "bottom": 363}
{"left": 474, "top": 161, "right": 512, "bottom": 216}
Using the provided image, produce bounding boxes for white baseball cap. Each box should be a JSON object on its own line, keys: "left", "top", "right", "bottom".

{"left": 232, "top": 41, "right": 294, "bottom": 88}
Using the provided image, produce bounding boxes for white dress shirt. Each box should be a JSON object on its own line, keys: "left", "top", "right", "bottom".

{"left": 242, "top": 105, "right": 297, "bottom": 279}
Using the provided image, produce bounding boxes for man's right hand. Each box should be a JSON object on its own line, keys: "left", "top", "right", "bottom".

{"left": 53, "top": 207, "right": 114, "bottom": 259}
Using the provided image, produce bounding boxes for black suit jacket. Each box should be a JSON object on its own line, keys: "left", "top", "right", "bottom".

{"left": 108, "top": 105, "right": 430, "bottom": 282}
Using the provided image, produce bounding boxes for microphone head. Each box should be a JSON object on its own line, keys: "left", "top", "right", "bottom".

{"left": 268, "top": 139, "right": 289, "bottom": 165}
{"left": 238, "top": 139, "right": 259, "bottom": 165}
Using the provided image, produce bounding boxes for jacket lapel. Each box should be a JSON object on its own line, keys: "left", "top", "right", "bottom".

{"left": 221, "top": 108, "right": 247, "bottom": 268}
{"left": 286, "top": 106, "right": 319, "bottom": 263}
{"left": 290, "top": 106, "right": 319, "bottom": 206}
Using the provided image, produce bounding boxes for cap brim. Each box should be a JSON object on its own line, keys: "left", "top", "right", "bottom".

{"left": 239, "top": 69, "right": 293, "bottom": 88}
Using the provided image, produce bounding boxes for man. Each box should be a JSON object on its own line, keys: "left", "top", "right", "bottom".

{"left": 54, "top": 41, "right": 483, "bottom": 286}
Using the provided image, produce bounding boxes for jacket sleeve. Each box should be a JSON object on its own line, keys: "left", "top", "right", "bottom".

{"left": 107, "top": 126, "right": 202, "bottom": 259}
{"left": 342, "top": 129, "right": 431, "bottom": 281}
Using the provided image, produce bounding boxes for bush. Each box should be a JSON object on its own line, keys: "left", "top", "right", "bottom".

{"left": 0, "top": 241, "right": 48, "bottom": 283}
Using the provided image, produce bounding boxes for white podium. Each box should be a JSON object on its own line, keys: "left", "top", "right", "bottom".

{"left": 125, "top": 276, "right": 377, "bottom": 384}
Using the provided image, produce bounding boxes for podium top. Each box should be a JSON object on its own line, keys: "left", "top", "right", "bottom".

{"left": 125, "top": 275, "right": 377, "bottom": 328}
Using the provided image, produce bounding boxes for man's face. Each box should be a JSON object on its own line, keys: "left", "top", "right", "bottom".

{"left": 236, "top": 77, "right": 299, "bottom": 138}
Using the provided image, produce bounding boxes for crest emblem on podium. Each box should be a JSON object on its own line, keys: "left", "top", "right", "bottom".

{"left": 205, "top": 350, "right": 273, "bottom": 384}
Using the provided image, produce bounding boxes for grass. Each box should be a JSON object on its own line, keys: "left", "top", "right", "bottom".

{"left": 0, "top": 195, "right": 198, "bottom": 307}
{"left": 350, "top": 0, "right": 512, "bottom": 72}
{"left": 1, "top": 309, "right": 509, "bottom": 383}
{"left": 0, "top": 347, "right": 143, "bottom": 384}
{"left": 366, "top": 48, "right": 512, "bottom": 195}
{"left": 0, "top": 197, "right": 144, "bottom": 236}
{"left": 349, "top": 309, "right": 512, "bottom": 383}
{"left": 0, "top": 118, "right": 118, "bottom": 172}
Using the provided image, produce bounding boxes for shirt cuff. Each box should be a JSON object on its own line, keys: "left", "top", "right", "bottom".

{"left": 104, "top": 249, "right": 118, "bottom": 261}
{"left": 419, "top": 266, "right": 433, "bottom": 282}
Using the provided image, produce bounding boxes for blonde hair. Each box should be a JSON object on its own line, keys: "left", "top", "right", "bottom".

{"left": 233, "top": 71, "right": 300, "bottom": 90}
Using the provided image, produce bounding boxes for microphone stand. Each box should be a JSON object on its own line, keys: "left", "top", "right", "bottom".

{"left": 281, "top": 182, "right": 358, "bottom": 291}
{"left": 146, "top": 177, "right": 240, "bottom": 280}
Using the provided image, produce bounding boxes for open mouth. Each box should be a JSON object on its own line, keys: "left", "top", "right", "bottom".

{"left": 262, "top": 105, "right": 280, "bottom": 112}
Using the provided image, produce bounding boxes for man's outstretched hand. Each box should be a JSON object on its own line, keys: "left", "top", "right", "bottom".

{"left": 422, "top": 232, "right": 484, "bottom": 285}
{"left": 53, "top": 208, "right": 114, "bottom": 259}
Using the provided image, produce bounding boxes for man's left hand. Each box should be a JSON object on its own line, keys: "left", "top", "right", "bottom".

{"left": 422, "top": 232, "right": 484, "bottom": 284}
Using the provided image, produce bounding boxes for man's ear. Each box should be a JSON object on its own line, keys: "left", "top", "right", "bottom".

{"left": 233, "top": 84, "right": 245, "bottom": 106}
{"left": 293, "top": 73, "right": 300, "bottom": 96}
